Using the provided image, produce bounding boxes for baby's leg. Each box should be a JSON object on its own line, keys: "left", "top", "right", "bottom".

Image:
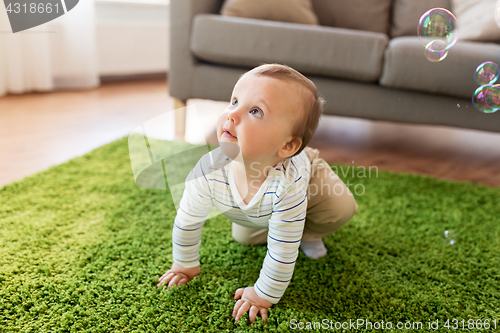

{"left": 303, "top": 147, "right": 359, "bottom": 243}
{"left": 231, "top": 222, "right": 268, "bottom": 245}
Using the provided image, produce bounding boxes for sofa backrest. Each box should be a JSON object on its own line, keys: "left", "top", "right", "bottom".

{"left": 218, "top": 0, "right": 453, "bottom": 37}
{"left": 310, "top": 0, "right": 452, "bottom": 36}
{"left": 310, "top": 0, "right": 393, "bottom": 35}
{"left": 390, "top": 0, "right": 452, "bottom": 37}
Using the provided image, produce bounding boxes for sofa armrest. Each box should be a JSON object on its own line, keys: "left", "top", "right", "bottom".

{"left": 169, "top": 0, "right": 224, "bottom": 100}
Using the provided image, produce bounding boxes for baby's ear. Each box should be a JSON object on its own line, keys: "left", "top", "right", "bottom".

{"left": 278, "top": 137, "right": 302, "bottom": 159}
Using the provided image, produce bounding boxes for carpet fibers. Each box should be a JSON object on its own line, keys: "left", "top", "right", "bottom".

{"left": 1, "top": 137, "right": 499, "bottom": 332}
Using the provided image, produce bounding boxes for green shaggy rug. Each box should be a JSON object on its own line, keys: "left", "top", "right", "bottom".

{"left": 1, "top": 137, "right": 499, "bottom": 333}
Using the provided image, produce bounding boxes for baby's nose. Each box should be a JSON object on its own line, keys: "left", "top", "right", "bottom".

{"left": 227, "top": 110, "right": 238, "bottom": 121}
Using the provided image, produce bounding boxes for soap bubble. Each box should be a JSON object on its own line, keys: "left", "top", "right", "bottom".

{"left": 424, "top": 40, "right": 448, "bottom": 62}
{"left": 443, "top": 230, "right": 456, "bottom": 245}
{"left": 486, "top": 85, "right": 500, "bottom": 109}
{"left": 475, "top": 62, "right": 499, "bottom": 85}
{"left": 418, "top": 8, "right": 458, "bottom": 51}
{"left": 472, "top": 85, "right": 499, "bottom": 113}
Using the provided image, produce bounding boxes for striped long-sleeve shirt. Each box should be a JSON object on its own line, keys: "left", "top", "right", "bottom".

{"left": 172, "top": 148, "right": 311, "bottom": 304}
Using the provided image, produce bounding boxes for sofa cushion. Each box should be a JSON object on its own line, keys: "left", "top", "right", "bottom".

{"left": 450, "top": 0, "right": 500, "bottom": 42}
{"left": 391, "top": 0, "right": 452, "bottom": 38}
{"left": 379, "top": 36, "right": 500, "bottom": 98}
{"left": 190, "top": 14, "right": 389, "bottom": 83}
{"left": 220, "top": 0, "right": 319, "bottom": 26}
{"left": 311, "top": 0, "right": 392, "bottom": 34}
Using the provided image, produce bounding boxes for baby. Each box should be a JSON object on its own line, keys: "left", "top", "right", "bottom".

{"left": 157, "top": 63, "right": 359, "bottom": 324}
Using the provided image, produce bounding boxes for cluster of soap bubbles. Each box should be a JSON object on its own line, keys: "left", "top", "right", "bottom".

{"left": 418, "top": 8, "right": 458, "bottom": 62}
{"left": 472, "top": 62, "right": 500, "bottom": 113}
{"left": 444, "top": 230, "right": 456, "bottom": 245}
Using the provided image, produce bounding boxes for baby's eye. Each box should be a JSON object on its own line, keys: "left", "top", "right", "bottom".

{"left": 231, "top": 98, "right": 237, "bottom": 106}
{"left": 249, "top": 108, "right": 263, "bottom": 118}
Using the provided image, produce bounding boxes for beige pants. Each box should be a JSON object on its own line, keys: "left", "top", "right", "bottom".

{"left": 232, "top": 146, "right": 359, "bottom": 244}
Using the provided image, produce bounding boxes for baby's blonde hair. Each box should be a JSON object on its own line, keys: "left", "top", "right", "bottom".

{"left": 241, "top": 63, "right": 325, "bottom": 157}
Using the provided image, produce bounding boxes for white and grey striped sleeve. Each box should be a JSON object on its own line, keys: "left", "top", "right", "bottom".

{"left": 171, "top": 159, "right": 214, "bottom": 268}
{"left": 253, "top": 176, "right": 308, "bottom": 304}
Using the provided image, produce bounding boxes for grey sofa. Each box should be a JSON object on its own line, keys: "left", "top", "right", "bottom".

{"left": 169, "top": 0, "right": 500, "bottom": 134}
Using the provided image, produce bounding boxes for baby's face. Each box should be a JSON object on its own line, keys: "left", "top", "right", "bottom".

{"left": 217, "top": 74, "right": 304, "bottom": 164}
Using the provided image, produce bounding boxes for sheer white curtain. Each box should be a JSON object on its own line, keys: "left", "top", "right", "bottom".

{"left": 0, "top": 0, "right": 99, "bottom": 97}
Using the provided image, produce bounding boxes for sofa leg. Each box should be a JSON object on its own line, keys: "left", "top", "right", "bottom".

{"left": 173, "top": 98, "right": 187, "bottom": 141}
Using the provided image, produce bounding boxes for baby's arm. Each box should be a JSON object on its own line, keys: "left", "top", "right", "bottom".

{"left": 254, "top": 185, "right": 307, "bottom": 303}
{"left": 157, "top": 157, "right": 213, "bottom": 290}
{"left": 233, "top": 180, "right": 308, "bottom": 323}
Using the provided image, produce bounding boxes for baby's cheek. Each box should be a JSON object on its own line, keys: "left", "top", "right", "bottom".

{"left": 216, "top": 113, "right": 226, "bottom": 129}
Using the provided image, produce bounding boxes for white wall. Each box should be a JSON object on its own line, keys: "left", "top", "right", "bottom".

{"left": 95, "top": 0, "right": 169, "bottom": 76}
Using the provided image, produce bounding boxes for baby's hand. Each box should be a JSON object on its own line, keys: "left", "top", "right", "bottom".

{"left": 232, "top": 286, "right": 273, "bottom": 324}
{"left": 157, "top": 263, "right": 200, "bottom": 291}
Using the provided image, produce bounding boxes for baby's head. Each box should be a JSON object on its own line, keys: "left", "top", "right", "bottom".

{"left": 218, "top": 63, "right": 324, "bottom": 165}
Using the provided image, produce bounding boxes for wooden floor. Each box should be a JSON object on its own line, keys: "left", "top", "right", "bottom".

{"left": 1, "top": 77, "right": 500, "bottom": 188}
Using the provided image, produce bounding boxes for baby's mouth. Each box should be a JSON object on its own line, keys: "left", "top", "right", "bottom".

{"left": 223, "top": 130, "right": 237, "bottom": 139}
